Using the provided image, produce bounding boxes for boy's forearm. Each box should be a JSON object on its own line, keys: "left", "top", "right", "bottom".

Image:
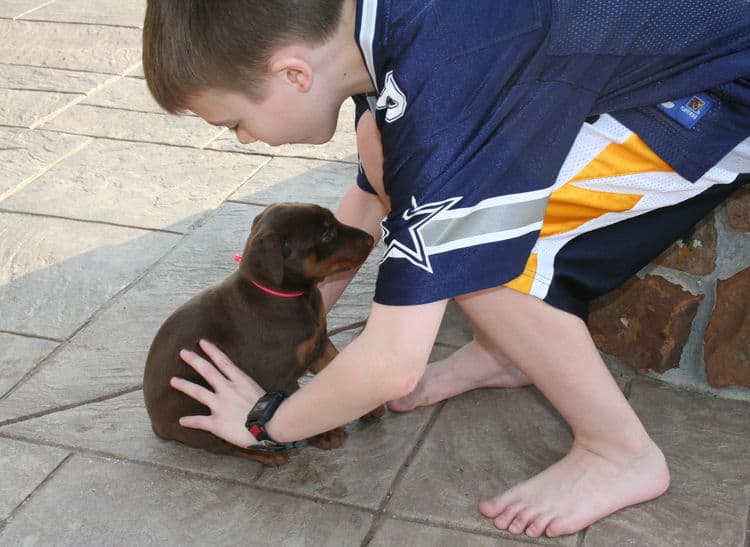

{"left": 266, "top": 300, "right": 447, "bottom": 442}
{"left": 265, "top": 334, "right": 387, "bottom": 441}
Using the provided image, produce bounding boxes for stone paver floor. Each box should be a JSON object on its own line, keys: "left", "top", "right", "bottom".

{"left": 1, "top": 3, "right": 748, "bottom": 546}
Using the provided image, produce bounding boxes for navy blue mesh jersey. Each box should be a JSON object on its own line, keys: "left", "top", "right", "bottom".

{"left": 352, "top": 0, "right": 750, "bottom": 306}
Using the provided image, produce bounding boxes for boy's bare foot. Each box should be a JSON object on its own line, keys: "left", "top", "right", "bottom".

{"left": 479, "top": 438, "right": 670, "bottom": 538}
{"left": 387, "top": 340, "right": 532, "bottom": 412}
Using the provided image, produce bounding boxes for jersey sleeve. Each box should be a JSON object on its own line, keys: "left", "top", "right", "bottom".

{"left": 352, "top": 94, "right": 378, "bottom": 196}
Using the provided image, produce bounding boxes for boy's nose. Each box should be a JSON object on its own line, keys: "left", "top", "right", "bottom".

{"left": 235, "top": 127, "right": 258, "bottom": 145}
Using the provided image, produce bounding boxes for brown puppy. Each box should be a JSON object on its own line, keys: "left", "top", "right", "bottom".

{"left": 143, "top": 202, "right": 379, "bottom": 466}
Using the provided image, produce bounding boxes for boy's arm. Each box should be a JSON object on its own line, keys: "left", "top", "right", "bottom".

{"left": 266, "top": 299, "right": 446, "bottom": 442}
{"left": 266, "top": 110, "right": 401, "bottom": 440}
{"left": 174, "top": 299, "right": 447, "bottom": 447}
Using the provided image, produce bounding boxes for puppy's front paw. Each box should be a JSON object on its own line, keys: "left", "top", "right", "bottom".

{"left": 359, "top": 404, "right": 386, "bottom": 421}
{"left": 307, "top": 427, "right": 347, "bottom": 449}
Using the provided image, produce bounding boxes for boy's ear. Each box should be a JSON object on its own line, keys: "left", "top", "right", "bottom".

{"left": 269, "top": 54, "right": 313, "bottom": 92}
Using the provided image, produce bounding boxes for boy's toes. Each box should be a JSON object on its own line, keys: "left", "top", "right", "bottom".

{"left": 545, "top": 516, "right": 577, "bottom": 538}
{"left": 478, "top": 495, "right": 509, "bottom": 518}
{"left": 508, "top": 508, "right": 536, "bottom": 535}
{"left": 524, "top": 514, "right": 553, "bottom": 538}
{"left": 493, "top": 503, "right": 523, "bottom": 530}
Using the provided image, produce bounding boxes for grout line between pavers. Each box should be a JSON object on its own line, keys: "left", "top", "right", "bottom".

{"left": 0, "top": 137, "right": 93, "bottom": 202}
{"left": 226, "top": 199, "right": 272, "bottom": 208}
{"left": 10, "top": 16, "right": 142, "bottom": 30}
{"left": 11, "top": 0, "right": 56, "bottom": 20}
{"left": 360, "top": 400, "right": 447, "bottom": 546}
{"left": 0, "top": 330, "right": 63, "bottom": 343}
{"left": 22, "top": 125, "right": 360, "bottom": 165}
{"left": 0, "top": 208, "right": 186, "bottom": 235}
{"left": 0, "top": 225, "right": 187, "bottom": 403}
{"left": 376, "top": 514, "right": 560, "bottom": 546}
{"left": 360, "top": 401, "right": 565, "bottom": 546}
{"left": 329, "top": 321, "right": 366, "bottom": 337}
{"left": 577, "top": 527, "right": 587, "bottom": 547}
{"left": 29, "top": 72, "right": 126, "bottom": 130}
{"left": 0, "top": 429, "right": 382, "bottom": 519}
{"left": 24, "top": 127, "right": 231, "bottom": 151}
{"left": 0, "top": 61, "right": 122, "bottom": 77}
{"left": 3, "top": 87, "right": 81, "bottom": 95}
{"left": 122, "top": 61, "right": 142, "bottom": 77}
{"left": 0, "top": 166, "right": 269, "bottom": 407}
{"left": 0, "top": 385, "right": 142, "bottom": 427}
{"left": 1, "top": 451, "right": 73, "bottom": 529}
{"left": 622, "top": 376, "right": 634, "bottom": 399}
{"left": 201, "top": 126, "right": 229, "bottom": 149}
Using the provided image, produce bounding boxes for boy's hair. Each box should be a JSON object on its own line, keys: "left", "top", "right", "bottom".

{"left": 143, "top": 0, "right": 345, "bottom": 114}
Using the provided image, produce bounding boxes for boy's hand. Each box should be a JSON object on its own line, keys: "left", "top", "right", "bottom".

{"left": 169, "top": 339, "right": 264, "bottom": 448}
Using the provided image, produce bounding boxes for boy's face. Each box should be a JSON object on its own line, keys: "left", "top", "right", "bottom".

{"left": 187, "top": 83, "right": 339, "bottom": 147}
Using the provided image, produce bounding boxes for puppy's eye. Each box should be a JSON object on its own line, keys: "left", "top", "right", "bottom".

{"left": 320, "top": 228, "right": 336, "bottom": 244}
{"left": 282, "top": 238, "right": 292, "bottom": 258}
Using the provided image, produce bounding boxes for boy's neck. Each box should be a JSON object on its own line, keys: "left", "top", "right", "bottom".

{"left": 317, "top": 0, "right": 377, "bottom": 99}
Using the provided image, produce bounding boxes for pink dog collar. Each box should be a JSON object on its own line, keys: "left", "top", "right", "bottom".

{"left": 250, "top": 280, "right": 304, "bottom": 298}
{"left": 233, "top": 254, "right": 304, "bottom": 298}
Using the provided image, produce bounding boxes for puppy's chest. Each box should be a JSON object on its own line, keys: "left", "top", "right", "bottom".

{"left": 294, "top": 301, "right": 327, "bottom": 368}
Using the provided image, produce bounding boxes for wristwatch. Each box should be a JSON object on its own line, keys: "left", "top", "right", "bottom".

{"left": 245, "top": 391, "right": 287, "bottom": 451}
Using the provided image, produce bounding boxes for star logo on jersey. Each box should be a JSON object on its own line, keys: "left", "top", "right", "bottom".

{"left": 381, "top": 196, "right": 462, "bottom": 273}
{"left": 376, "top": 70, "right": 407, "bottom": 123}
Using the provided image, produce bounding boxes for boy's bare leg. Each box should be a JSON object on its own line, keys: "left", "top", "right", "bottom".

{"left": 393, "top": 286, "right": 669, "bottom": 538}
{"left": 387, "top": 334, "right": 531, "bottom": 412}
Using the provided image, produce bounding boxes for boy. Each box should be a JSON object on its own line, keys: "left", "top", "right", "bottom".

{"left": 143, "top": 0, "right": 750, "bottom": 538}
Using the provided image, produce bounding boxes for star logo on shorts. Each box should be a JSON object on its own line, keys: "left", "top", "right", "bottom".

{"left": 381, "top": 196, "right": 462, "bottom": 273}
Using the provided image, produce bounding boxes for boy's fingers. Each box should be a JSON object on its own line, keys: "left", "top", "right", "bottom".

{"left": 198, "top": 339, "right": 239, "bottom": 378}
{"left": 178, "top": 415, "right": 213, "bottom": 431}
{"left": 179, "top": 349, "right": 227, "bottom": 390}
{"left": 170, "top": 376, "right": 215, "bottom": 407}
{"left": 198, "top": 339, "right": 262, "bottom": 390}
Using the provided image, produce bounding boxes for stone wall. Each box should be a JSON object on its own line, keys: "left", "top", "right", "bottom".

{"left": 588, "top": 186, "right": 749, "bottom": 400}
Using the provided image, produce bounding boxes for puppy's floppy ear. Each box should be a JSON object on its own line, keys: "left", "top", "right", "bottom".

{"left": 246, "top": 232, "right": 286, "bottom": 285}
{"left": 250, "top": 203, "right": 277, "bottom": 230}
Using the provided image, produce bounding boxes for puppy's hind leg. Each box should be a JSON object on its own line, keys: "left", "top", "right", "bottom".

{"left": 307, "top": 427, "right": 348, "bottom": 450}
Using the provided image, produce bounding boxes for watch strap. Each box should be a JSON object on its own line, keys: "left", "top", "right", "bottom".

{"left": 247, "top": 423, "right": 285, "bottom": 451}
{"left": 245, "top": 391, "right": 287, "bottom": 451}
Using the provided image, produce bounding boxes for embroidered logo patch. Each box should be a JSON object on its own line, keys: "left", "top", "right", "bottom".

{"left": 657, "top": 93, "right": 714, "bottom": 129}
{"left": 686, "top": 96, "right": 705, "bottom": 112}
